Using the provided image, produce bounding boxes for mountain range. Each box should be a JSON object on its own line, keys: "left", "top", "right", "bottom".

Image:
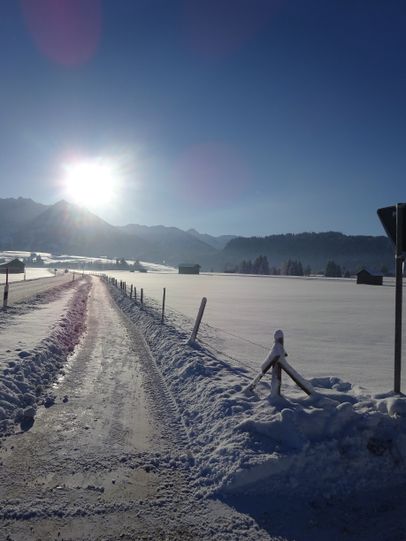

{"left": 0, "top": 197, "right": 394, "bottom": 272}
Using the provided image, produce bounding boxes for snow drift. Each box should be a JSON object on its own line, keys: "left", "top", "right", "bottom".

{"left": 0, "top": 278, "right": 90, "bottom": 434}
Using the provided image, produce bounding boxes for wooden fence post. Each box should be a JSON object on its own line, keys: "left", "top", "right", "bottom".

{"left": 271, "top": 363, "right": 282, "bottom": 396}
{"left": 161, "top": 287, "right": 166, "bottom": 323}
{"left": 188, "top": 297, "right": 207, "bottom": 345}
{"left": 140, "top": 288, "right": 144, "bottom": 305}
{"left": 134, "top": 287, "right": 137, "bottom": 301}
{"left": 130, "top": 284, "right": 133, "bottom": 299}
{"left": 3, "top": 268, "right": 9, "bottom": 309}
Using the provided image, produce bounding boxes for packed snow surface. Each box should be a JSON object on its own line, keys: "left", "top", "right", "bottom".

{"left": 0, "top": 266, "right": 54, "bottom": 284}
{"left": 2, "top": 272, "right": 406, "bottom": 540}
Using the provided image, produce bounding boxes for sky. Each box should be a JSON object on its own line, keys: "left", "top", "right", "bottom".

{"left": 0, "top": 0, "right": 405, "bottom": 237}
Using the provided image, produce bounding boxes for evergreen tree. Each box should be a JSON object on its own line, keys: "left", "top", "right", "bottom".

{"left": 283, "top": 259, "right": 304, "bottom": 276}
{"left": 304, "top": 265, "right": 311, "bottom": 276}
{"left": 253, "top": 255, "right": 270, "bottom": 274}
{"left": 325, "top": 260, "right": 342, "bottom": 277}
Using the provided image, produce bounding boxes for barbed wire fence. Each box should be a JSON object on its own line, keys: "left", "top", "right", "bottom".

{"left": 102, "top": 274, "right": 271, "bottom": 376}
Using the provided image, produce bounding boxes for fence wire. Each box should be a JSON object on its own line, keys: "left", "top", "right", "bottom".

{"left": 104, "top": 277, "right": 271, "bottom": 376}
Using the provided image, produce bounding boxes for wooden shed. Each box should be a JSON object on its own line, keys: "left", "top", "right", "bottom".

{"left": 178, "top": 264, "right": 200, "bottom": 275}
{"left": 0, "top": 258, "right": 25, "bottom": 274}
{"left": 356, "top": 269, "right": 383, "bottom": 286}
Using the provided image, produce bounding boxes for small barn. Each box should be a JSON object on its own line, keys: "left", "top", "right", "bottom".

{"left": 356, "top": 269, "right": 383, "bottom": 286}
{"left": 0, "top": 258, "right": 25, "bottom": 274}
{"left": 178, "top": 263, "right": 200, "bottom": 275}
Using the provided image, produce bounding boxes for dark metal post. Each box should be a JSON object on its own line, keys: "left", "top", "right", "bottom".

{"left": 394, "top": 203, "right": 405, "bottom": 393}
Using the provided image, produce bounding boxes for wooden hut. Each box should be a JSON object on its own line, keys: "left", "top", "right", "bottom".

{"left": 178, "top": 264, "right": 200, "bottom": 275}
{"left": 356, "top": 269, "right": 383, "bottom": 286}
{"left": 0, "top": 258, "right": 25, "bottom": 274}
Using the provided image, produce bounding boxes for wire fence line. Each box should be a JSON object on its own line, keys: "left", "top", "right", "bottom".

{"left": 100, "top": 274, "right": 270, "bottom": 372}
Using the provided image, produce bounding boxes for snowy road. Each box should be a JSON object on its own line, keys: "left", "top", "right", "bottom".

{"left": 2, "top": 272, "right": 74, "bottom": 307}
{"left": 0, "top": 277, "right": 270, "bottom": 540}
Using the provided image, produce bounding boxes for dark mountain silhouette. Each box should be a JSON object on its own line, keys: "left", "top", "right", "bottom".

{"left": 119, "top": 224, "right": 217, "bottom": 264}
{"left": 0, "top": 197, "right": 48, "bottom": 247}
{"left": 221, "top": 232, "right": 393, "bottom": 273}
{"left": 12, "top": 200, "right": 151, "bottom": 259}
{"left": 0, "top": 198, "right": 394, "bottom": 272}
{"left": 186, "top": 228, "right": 236, "bottom": 250}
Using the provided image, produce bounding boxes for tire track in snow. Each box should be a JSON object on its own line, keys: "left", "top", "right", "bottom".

{"left": 118, "top": 301, "right": 194, "bottom": 458}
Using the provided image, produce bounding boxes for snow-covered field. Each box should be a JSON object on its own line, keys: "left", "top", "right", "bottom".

{"left": 109, "top": 280, "right": 406, "bottom": 540}
{"left": 0, "top": 266, "right": 54, "bottom": 284}
{"left": 1, "top": 271, "right": 406, "bottom": 540}
{"left": 98, "top": 271, "right": 405, "bottom": 394}
{"left": 0, "top": 249, "right": 177, "bottom": 274}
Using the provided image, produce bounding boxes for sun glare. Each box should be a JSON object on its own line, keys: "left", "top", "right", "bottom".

{"left": 63, "top": 160, "right": 116, "bottom": 207}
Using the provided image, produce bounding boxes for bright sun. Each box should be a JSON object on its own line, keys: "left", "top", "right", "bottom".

{"left": 63, "top": 159, "right": 116, "bottom": 207}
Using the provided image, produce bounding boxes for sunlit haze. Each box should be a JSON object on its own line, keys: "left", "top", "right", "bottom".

{"left": 63, "top": 159, "right": 117, "bottom": 209}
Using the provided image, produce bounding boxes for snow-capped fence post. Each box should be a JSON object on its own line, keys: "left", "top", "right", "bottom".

{"left": 245, "top": 330, "right": 314, "bottom": 396}
{"left": 188, "top": 297, "right": 207, "bottom": 345}
{"left": 161, "top": 287, "right": 166, "bottom": 324}
{"left": 3, "top": 268, "right": 9, "bottom": 309}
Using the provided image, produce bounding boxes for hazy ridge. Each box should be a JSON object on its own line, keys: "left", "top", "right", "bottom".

{"left": 0, "top": 197, "right": 393, "bottom": 272}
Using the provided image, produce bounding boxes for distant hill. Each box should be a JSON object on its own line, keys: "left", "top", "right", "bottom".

{"left": 12, "top": 200, "right": 151, "bottom": 259}
{"left": 119, "top": 224, "right": 217, "bottom": 264}
{"left": 0, "top": 197, "right": 394, "bottom": 272}
{"left": 0, "top": 197, "right": 48, "bottom": 247}
{"left": 221, "top": 232, "right": 393, "bottom": 273}
{"left": 0, "top": 199, "right": 217, "bottom": 265}
{"left": 187, "top": 228, "right": 236, "bottom": 250}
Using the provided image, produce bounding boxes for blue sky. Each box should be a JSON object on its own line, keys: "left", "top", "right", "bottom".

{"left": 0, "top": 0, "right": 405, "bottom": 236}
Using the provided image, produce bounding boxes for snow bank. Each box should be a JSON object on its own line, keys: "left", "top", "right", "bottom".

{"left": 0, "top": 279, "right": 90, "bottom": 435}
{"left": 110, "top": 282, "right": 406, "bottom": 500}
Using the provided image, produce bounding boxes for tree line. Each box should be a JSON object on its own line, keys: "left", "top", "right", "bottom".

{"left": 225, "top": 256, "right": 386, "bottom": 277}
